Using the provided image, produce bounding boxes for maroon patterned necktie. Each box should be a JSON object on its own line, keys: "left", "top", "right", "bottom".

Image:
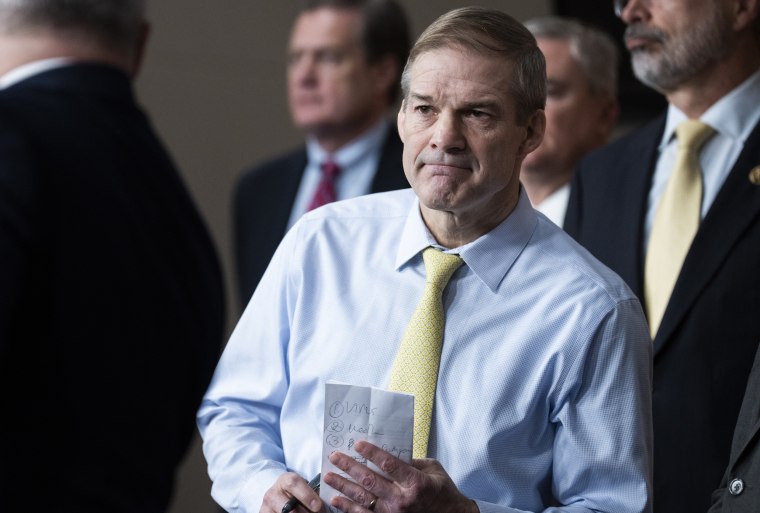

{"left": 307, "top": 159, "right": 341, "bottom": 211}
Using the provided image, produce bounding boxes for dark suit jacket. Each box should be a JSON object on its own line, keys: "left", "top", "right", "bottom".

{"left": 709, "top": 344, "right": 760, "bottom": 512}
{"left": 234, "top": 126, "right": 407, "bottom": 306}
{"left": 565, "top": 114, "right": 760, "bottom": 513}
{"left": 0, "top": 64, "right": 225, "bottom": 512}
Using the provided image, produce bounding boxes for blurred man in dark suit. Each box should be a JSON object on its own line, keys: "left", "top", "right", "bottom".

{"left": 0, "top": 1, "right": 225, "bottom": 511}
{"left": 233, "top": 0, "right": 411, "bottom": 307}
{"left": 565, "top": 0, "right": 760, "bottom": 510}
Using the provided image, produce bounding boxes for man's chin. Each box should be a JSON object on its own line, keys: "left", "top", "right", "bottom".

{"left": 631, "top": 57, "right": 675, "bottom": 93}
{"left": 293, "top": 117, "right": 327, "bottom": 132}
{"left": 291, "top": 109, "right": 332, "bottom": 130}
{"left": 416, "top": 188, "right": 458, "bottom": 214}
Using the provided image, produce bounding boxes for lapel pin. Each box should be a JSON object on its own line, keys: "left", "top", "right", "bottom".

{"left": 750, "top": 166, "right": 760, "bottom": 186}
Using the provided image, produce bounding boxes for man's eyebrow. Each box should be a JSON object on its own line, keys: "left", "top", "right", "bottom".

{"left": 407, "top": 93, "right": 502, "bottom": 113}
{"left": 408, "top": 93, "right": 434, "bottom": 103}
{"left": 460, "top": 100, "right": 501, "bottom": 112}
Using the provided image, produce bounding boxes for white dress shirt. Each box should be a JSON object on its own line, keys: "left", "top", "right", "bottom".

{"left": 534, "top": 182, "right": 570, "bottom": 228}
{"left": 0, "top": 58, "right": 73, "bottom": 89}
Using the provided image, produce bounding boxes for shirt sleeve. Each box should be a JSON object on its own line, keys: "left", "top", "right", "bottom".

{"left": 197, "top": 224, "right": 302, "bottom": 512}
{"left": 477, "top": 297, "right": 653, "bottom": 513}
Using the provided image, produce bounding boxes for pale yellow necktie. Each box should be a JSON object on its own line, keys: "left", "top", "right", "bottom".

{"left": 645, "top": 120, "right": 715, "bottom": 337}
{"left": 388, "top": 246, "right": 463, "bottom": 458}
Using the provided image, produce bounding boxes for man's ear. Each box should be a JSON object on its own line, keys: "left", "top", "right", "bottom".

{"left": 397, "top": 100, "right": 406, "bottom": 143}
{"left": 732, "top": 0, "right": 760, "bottom": 32}
{"left": 519, "top": 109, "right": 546, "bottom": 158}
{"left": 596, "top": 96, "right": 620, "bottom": 143}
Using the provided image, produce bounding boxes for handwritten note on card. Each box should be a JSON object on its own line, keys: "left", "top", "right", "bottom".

{"left": 320, "top": 382, "right": 414, "bottom": 503}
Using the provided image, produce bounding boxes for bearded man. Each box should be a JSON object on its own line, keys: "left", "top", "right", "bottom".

{"left": 564, "top": 0, "right": 760, "bottom": 511}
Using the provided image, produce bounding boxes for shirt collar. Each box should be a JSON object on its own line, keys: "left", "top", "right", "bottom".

{"left": 395, "top": 189, "right": 538, "bottom": 292}
{"left": 306, "top": 118, "right": 390, "bottom": 169}
{"left": 661, "top": 67, "right": 760, "bottom": 149}
{"left": 0, "top": 58, "right": 73, "bottom": 89}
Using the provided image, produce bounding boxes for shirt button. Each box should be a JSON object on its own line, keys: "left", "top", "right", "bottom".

{"left": 729, "top": 478, "right": 744, "bottom": 496}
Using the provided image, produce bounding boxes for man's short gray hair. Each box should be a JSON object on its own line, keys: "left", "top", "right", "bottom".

{"left": 0, "top": 0, "right": 146, "bottom": 55}
{"left": 401, "top": 6, "right": 546, "bottom": 125}
{"left": 525, "top": 16, "right": 619, "bottom": 98}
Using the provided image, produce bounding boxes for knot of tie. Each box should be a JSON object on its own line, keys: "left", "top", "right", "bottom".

{"left": 422, "top": 247, "right": 464, "bottom": 292}
{"left": 320, "top": 159, "right": 341, "bottom": 181}
{"left": 307, "top": 159, "right": 341, "bottom": 211}
{"left": 676, "top": 119, "right": 715, "bottom": 153}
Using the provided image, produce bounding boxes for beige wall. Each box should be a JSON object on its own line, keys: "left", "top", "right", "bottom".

{"left": 135, "top": 2, "right": 551, "bottom": 511}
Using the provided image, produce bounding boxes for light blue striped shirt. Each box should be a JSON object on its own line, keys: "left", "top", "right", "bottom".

{"left": 198, "top": 189, "right": 653, "bottom": 513}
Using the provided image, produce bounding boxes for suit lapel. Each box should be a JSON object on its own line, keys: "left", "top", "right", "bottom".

{"left": 654, "top": 121, "right": 760, "bottom": 353}
{"left": 280, "top": 149, "right": 308, "bottom": 230}
{"left": 730, "top": 346, "right": 760, "bottom": 468}
{"left": 370, "top": 127, "right": 406, "bottom": 193}
{"left": 612, "top": 117, "right": 665, "bottom": 300}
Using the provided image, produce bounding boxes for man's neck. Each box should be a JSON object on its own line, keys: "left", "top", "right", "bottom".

{"left": 667, "top": 39, "right": 760, "bottom": 118}
{"left": 420, "top": 191, "right": 519, "bottom": 249}
{"left": 520, "top": 167, "right": 572, "bottom": 206}
{"left": 0, "top": 33, "right": 132, "bottom": 79}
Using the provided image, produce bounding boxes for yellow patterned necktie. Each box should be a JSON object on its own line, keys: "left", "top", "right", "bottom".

{"left": 388, "top": 246, "right": 463, "bottom": 458}
{"left": 645, "top": 120, "right": 715, "bottom": 337}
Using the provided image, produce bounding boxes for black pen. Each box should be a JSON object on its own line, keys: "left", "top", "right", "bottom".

{"left": 281, "top": 473, "right": 321, "bottom": 513}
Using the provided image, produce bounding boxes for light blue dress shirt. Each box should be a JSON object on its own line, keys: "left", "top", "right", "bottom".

{"left": 198, "top": 189, "right": 653, "bottom": 513}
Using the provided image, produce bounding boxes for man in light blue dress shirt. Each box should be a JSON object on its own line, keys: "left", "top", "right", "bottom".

{"left": 198, "top": 7, "right": 653, "bottom": 513}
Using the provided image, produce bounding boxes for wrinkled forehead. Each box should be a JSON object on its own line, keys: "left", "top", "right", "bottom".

{"left": 408, "top": 46, "right": 513, "bottom": 87}
{"left": 404, "top": 48, "right": 516, "bottom": 112}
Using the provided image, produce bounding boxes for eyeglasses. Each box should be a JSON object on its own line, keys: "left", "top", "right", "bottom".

{"left": 614, "top": 0, "right": 629, "bottom": 17}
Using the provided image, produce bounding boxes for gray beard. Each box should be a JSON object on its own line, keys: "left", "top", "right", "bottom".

{"left": 627, "top": 9, "right": 729, "bottom": 93}
{"left": 631, "top": 50, "right": 700, "bottom": 92}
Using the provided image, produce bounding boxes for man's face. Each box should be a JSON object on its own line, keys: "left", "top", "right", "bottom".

{"left": 287, "top": 8, "right": 383, "bottom": 138}
{"left": 622, "top": 0, "right": 730, "bottom": 91}
{"left": 522, "top": 37, "right": 614, "bottom": 177}
{"left": 398, "top": 47, "right": 543, "bottom": 225}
